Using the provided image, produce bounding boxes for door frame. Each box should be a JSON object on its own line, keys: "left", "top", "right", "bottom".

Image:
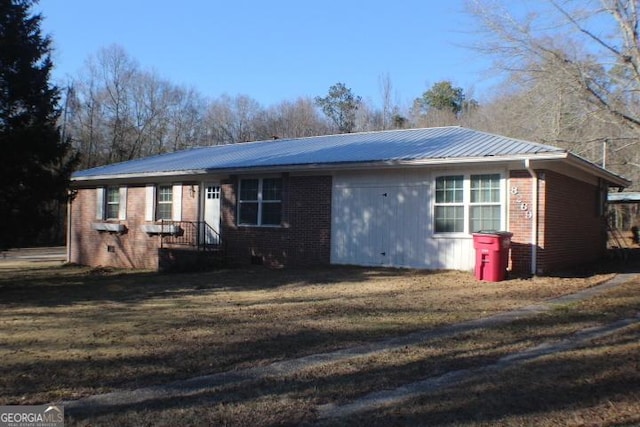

{"left": 201, "top": 181, "right": 222, "bottom": 245}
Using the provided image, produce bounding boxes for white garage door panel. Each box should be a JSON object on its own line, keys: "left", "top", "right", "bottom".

{"left": 331, "top": 182, "right": 429, "bottom": 268}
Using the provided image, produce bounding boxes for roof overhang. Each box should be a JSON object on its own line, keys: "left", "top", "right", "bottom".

{"left": 70, "top": 151, "right": 631, "bottom": 188}
{"left": 562, "top": 152, "right": 630, "bottom": 188}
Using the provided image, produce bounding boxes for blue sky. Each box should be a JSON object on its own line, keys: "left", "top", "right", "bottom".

{"left": 36, "top": 0, "right": 498, "bottom": 108}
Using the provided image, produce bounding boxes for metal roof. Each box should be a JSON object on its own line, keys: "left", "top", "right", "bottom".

{"left": 73, "top": 127, "right": 570, "bottom": 180}
{"left": 71, "top": 126, "right": 631, "bottom": 187}
{"left": 608, "top": 192, "right": 640, "bottom": 203}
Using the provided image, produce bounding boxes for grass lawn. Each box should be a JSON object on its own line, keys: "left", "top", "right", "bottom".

{"left": 0, "top": 260, "right": 638, "bottom": 426}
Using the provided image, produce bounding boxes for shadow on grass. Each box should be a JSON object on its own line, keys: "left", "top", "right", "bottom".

{"left": 3, "top": 260, "right": 638, "bottom": 425}
{"left": 338, "top": 328, "right": 640, "bottom": 426}
{"left": 52, "top": 281, "right": 640, "bottom": 425}
{"left": 0, "top": 264, "right": 407, "bottom": 307}
{"left": 548, "top": 248, "right": 640, "bottom": 278}
{"left": 61, "top": 322, "right": 640, "bottom": 426}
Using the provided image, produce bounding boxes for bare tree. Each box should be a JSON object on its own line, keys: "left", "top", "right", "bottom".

{"left": 167, "top": 87, "right": 206, "bottom": 151}
{"left": 67, "top": 45, "right": 210, "bottom": 167}
{"left": 67, "top": 74, "right": 104, "bottom": 168}
{"left": 94, "top": 45, "right": 137, "bottom": 163}
{"left": 254, "top": 97, "right": 331, "bottom": 140}
{"left": 464, "top": 69, "right": 640, "bottom": 186}
{"left": 203, "top": 94, "right": 263, "bottom": 144}
{"left": 466, "top": 0, "right": 640, "bottom": 185}
{"left": 378, "top": 73, "right": 394, "bottom": 130}
{"left": 467, "top": 0, "right": 640, "bottom": 133}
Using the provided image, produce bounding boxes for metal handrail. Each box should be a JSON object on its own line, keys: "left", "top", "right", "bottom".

{"left": 159, "top": 220, "right": 222, "bottom": 251}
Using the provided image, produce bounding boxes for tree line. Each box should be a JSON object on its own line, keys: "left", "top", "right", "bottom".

{"left": 63, "top": 48, "right": 399, "bottom": 170}
{"left": 66, "top": 36, "right": 639, "bottom": 189}
{"left": 64, "top": 45, "right": 489, "bottom": 171}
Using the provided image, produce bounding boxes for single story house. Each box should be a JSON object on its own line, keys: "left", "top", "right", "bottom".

{"left": 68, "top": 126, "right": 630, "bottom": 275}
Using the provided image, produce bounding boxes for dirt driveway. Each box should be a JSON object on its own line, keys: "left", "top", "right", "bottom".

{"left": 0, "top": 246, "right": 65, "bottom": 262}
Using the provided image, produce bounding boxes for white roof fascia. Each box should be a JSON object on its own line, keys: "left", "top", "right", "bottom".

{"left": 70, "top": 151, "right": 630, "bottom": 188}
{"left": 563, "top": 153, "right": 630, "bottom": 188}
{"left": 70, "top": 156, "right": 546, "bottom": 185}
{"left": 71, "top": 169, "right": 210, "bottom": 184}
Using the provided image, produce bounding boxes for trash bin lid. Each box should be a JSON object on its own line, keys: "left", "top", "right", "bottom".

{"left": 473, "top": 230, "right": 513, "bottom": 237}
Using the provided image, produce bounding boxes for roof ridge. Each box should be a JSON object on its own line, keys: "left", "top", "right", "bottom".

{"left": 210, "top": 125, "right": 464, "bottom": 147}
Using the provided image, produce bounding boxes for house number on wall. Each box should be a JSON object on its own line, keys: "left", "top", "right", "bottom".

{"left": 511, "top": 186, "right": 532, "bottom": 220}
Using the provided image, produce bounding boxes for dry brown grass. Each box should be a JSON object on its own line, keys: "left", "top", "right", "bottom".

{"left": 0, "top": 260, "right": 637, "bottom": 426}
{"left": 330, "top": 279, "right": 640, "bottom": 427}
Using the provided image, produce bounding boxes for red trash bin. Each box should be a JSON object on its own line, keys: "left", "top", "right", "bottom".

{"left": 472, "top": 231, "right": 513, "bottom": 282}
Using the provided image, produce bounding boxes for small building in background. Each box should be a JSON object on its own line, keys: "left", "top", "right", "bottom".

{"left": 607, "top": 192, "right": 640, "bottom": 248}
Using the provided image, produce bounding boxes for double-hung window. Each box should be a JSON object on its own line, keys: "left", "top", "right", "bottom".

{"left": 470, "top": 174, "right": 501, "bottom": 232}
{"left": 434, "top": 173, "right": 502, "bottom": 234}
{"left": 144, "top": 184, "right": 182, "bottom": 222}
{"left": 106, "top": 186, "right": 120, "bottom": 219}
{"left": 96, "top": 186, "right": 126, "bottom": 220}
{"left": 434, "top": 175, "right": 464, "bottom": 233}
{"left": 156, "top": 185, "right": 173, "bottom": 221}
{"left": 238, "top": 178, "right": 282, "bottom": 226}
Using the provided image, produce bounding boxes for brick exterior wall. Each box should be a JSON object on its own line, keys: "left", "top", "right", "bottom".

{"left": 69, "top": 183, "right": 200, "bottom": 269}
{"left": 538, "top": 170, "right": 606, "bottom": 272}
{"left": 508, "top": 170, "right": 535, "bottom": 274}
{"left": 70, "top": 176, "right": 331, "bottom": 270}
{"left": 508, "top": 169, "right": 606, "bottom": 274}
{"left": 221, "top": 175, "right": 332, "bottom": 267}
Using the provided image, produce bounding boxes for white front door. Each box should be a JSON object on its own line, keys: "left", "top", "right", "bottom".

{"left": 203, "top": 183, "right": 221, "bottom": 245}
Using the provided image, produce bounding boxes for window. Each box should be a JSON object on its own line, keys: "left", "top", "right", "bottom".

{"left": 470, "top": 174, "right": 501, "bottom": 232}
{"left": 434, "top": 176, "right": 464, "bottom": 233}
{"left": 156, "top": 185, "right": 173, "bottom": 220}
{"left": 96, "top": 186, "right": 126, "bottom": 221}
{"left": 206, "top": 186, "right": 220, "bottom": 199}
{"left": 145, "top": 184, "right": 181, "bottom": 222}
{"left": 238, "top": 178, "right": 282, "bottom": 226}
{"left": 106, "top": 187, "right": 120, "bottom": 219}
{"left": 434, "top": 173, "right": 502, "bottom": 234}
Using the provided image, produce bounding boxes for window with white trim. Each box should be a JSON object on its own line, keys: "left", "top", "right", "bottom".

{"left": 470, "top": 174, "right": 501, "bottom": 232}
{"left": 434, "top": 173, "right": 502, "bottom": 234}
{"left": 434, "top": 175, "right": 464, "bottom": 233}
{"left": 238, "top": 178, "right": 282, "bottom": 226}
{"left": 156, "top": 185, "right": 173, "bottom": 220}
{"left": 144, "top": 184, "right": 181, "bottom": 222}
{"left": 106, "top": 186, "right": 120, "bottom": 219}
{"left": 96, "top": 186, "right": 126, "bottom": 220}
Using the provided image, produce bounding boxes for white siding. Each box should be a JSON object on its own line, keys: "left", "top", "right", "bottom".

{"left": 430, "top": 237, "right": 475, "bottom": 270}
{"left": 331, "top": 170, "right": 476, "bottom": 271}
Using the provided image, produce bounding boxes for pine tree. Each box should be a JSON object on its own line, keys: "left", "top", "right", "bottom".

{"left": 0, "top": 0, "right": 78, "bottom": 248}
{"left": 315, "top": 83, "right": 362, "bottom": 133}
